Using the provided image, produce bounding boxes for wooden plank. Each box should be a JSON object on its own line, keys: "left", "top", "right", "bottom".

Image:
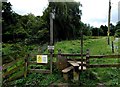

{"left": 62, "top": 66, "right": 74, "bottom": 73}
{"left": 7, "top": 71, "right": 24, "bottom": 81}
{"left": 2, "top": 58, "right": 24, "bottom": 70}
{"left": 67, "top": 60, "right": 75, "bottom": 63}
{"left": 28, "top": 61, "right": 48, "bottom": 65}
{"left": 79, "top": 66, "right": 86, "bottom": 70}
{"left": 69, "top": 62, "right": 79, "bottom": 67}
{"left": 3, "top": 63, "right": 25, "bottom": 78}
{"left": 29, "top": 69, "right": 50, "bottom": 74}
{"left": 61, "top": 54, "right": 86, "bottom": 56}
{"left": 30, "top": 54, "right": 57, "bottom": 58}
{"left": 68, "top": 60, "right": 86, "bottom": 64}
{"left": 89, "top": 55, "right": 120, "bottom": 59}
{"left": 89, "top": 64, "right": 120, "bottom": 68}
{"left": 67, "top": 59, "right": 86, "bottom": 61}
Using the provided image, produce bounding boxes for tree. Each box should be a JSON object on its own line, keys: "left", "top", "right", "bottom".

{"left": 2, "top": 2, "right": 21, "bottom": 42}
{"left": 100, "top": 25, "right": 108, "bottom": 36}
{"left": 42, "top": 1, "right": 82, "bottom": 41}
{"left": 115, "top": 21, "right": 120, "bottom": 37}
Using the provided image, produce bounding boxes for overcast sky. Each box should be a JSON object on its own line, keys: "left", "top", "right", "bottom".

{"left": 8, "top": 0, "right": 120, "bottom": 27}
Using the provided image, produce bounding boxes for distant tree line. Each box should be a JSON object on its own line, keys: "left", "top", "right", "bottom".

{"left": 2, "top": 1, "right": 120, "bottom": 44}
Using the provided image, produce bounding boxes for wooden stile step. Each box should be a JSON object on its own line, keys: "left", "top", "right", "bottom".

{"left": 62, "top": 66, "right": 74, "bottom": 73}
{"left": 68, "top": 61, "right": 79, "bottom": 67}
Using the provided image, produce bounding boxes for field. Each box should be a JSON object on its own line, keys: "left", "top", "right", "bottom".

{"left": 2, "top": 36, "right": 120, "bottom": 86}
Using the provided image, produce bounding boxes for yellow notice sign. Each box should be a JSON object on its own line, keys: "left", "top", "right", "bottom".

{"left": 37, "top": 55, "right": 48, "bottom": 63}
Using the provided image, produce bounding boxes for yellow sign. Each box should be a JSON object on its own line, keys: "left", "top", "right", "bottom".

{"left": 37, "top": 55, "right": 42, "bottom": 63}
{"left": 37, "top": 55, "right": 48, "bottom": 63}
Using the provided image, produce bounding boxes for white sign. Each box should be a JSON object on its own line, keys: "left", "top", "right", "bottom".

{"left": 48, "top": 46, "right": 54, "bottom": 50}
{"left": 37, "top": 55, "right": 48, "bottom": 63}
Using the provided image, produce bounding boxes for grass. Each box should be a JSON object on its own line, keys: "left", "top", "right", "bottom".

{"left": 3, "top": 36, "right": 120, "bottom": 86}
{"left": 52, "top": 36, "right": 120, "bottom": 86}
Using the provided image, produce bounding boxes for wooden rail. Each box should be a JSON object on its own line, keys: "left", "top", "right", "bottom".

{"left": 2, "top": 49, "right": 120, "bottom": 82}
{"left": 2, "top": 58, "right": 25, "bottom": 82}
{"left": 89, "top": 64, "right": 120, "bottom": 68}
{"left": 29, "top": 69, "right": 50, "bottom": 74}
{"left": 89, "top": 55, "right": 120, "bottom": 58}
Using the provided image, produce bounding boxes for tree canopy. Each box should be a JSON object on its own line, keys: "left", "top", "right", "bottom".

{"left": 2, "top": 1, "right": 120, "bottom": 44}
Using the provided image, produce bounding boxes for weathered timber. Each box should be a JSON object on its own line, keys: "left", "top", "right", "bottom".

{"left": 67, "top": 59, "right": 86, "bottom": 61}
{"left": 61, "top": 54, "right": 86, "bottom": 56}
{"left": 28, "top": 61, "right": 48, "bottom": 65}
{"left": 62, "top": 66, "right": 74, "bottom": 73}
{"left": 2, "top": 58, "right": 24, "bottom": 70}
{"left": 29, "top": 69, "right": 50, "bottom": 74}
{"left": 30, "top": 54, "right": 57, "bottom": 58}
{"left": 68, "top": 60, "right": 86, "bottom": 65}
{"left": 3, "top": 63, "right": 25, "bottom": 78}
{"left": 8, "top": 71, "right": 24, "bottom": 81}
{"left": 89, "top": 55, "right": 120, "bottom": 59}
{"left": 62, "top": 66, "right": 74, "bottom": 81}
{"left": 89, "top": 64, "right": 120, "bottom": 68}
{"left": 57, "top": 50, "right": 68, "bottom": 70}
{"left": 69, "top": 62, "right": 79, "bottom": 67}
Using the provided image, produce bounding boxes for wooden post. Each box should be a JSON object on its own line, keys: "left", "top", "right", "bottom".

{"left": 63, "top": 73, "right": 69, "bottom": 81}
{"left": 57, "top": 49, "right": 68, "bottom": 70}
{"left": 86, "top": 49, "right": 90, "bottom": 69}
{"left": 50, "top": 12, "right": 54, "bottom": 74}
{"left": 24, "top": 54, "right": 29, "bottom": 78}
{"left": 57, "top": 49, "right": 61, "bottom": 69}
{"left": 81, "top": 27, "right": 83, "bottom": 71}
{"left": 73, "top": 66, "right": 79, "bottom": 81}
{"left": 112, "top": 41, "right": 114, "bottom": 53}
{"left": 108, "top": 0, "right": 111, "bottom": 45}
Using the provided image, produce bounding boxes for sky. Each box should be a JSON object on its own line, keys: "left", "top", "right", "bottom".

{"left": 8, "top": 0, "right": 120, "bottom": 27}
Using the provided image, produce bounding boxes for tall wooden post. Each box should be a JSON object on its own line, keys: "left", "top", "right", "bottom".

{"left": 108, "top": 0, "right": 111, "bottom": 45}
{"left": 81, "top": 27, "right": 83, "bottom": 71}
{"left": 50, "top": 12, "right": 55, "bottom": 74}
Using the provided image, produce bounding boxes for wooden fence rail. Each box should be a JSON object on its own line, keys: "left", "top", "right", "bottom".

{"left": 89, "top": 55, "right": 120, "bottom": 59}
{"left": 2, "top": 49, "right": 120, "bottom": 82}
{"left": 2, "top": 58, "right": 25, "bottom": 82}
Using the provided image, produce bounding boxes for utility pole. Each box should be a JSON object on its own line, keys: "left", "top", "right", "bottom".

{"left": 108, "top": 0, "right": 111, "bottom": 45}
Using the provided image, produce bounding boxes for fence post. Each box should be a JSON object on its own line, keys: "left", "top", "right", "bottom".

{"left": 86, "top": 49, "right": 90, "bottom": 69}
{"left": 112, "top": 41, "right": 114, "bottom": 53}
{"left": 57, "top": 49, "right": 61, "bottom": 70}
{"left": 24, "top": 54, "right": 29, "bottom": 78}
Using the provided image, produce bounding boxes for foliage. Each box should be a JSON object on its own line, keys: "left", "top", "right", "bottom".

{"left": 115, "top": 29, "right": 120, "bottom": 37}
{"left": 42, "top": 2, "right": 82, "bottom": 41}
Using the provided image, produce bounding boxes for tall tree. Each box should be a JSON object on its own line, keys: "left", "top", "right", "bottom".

{"left": 42, "top": 1, "right": 82, "bottom": 41}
